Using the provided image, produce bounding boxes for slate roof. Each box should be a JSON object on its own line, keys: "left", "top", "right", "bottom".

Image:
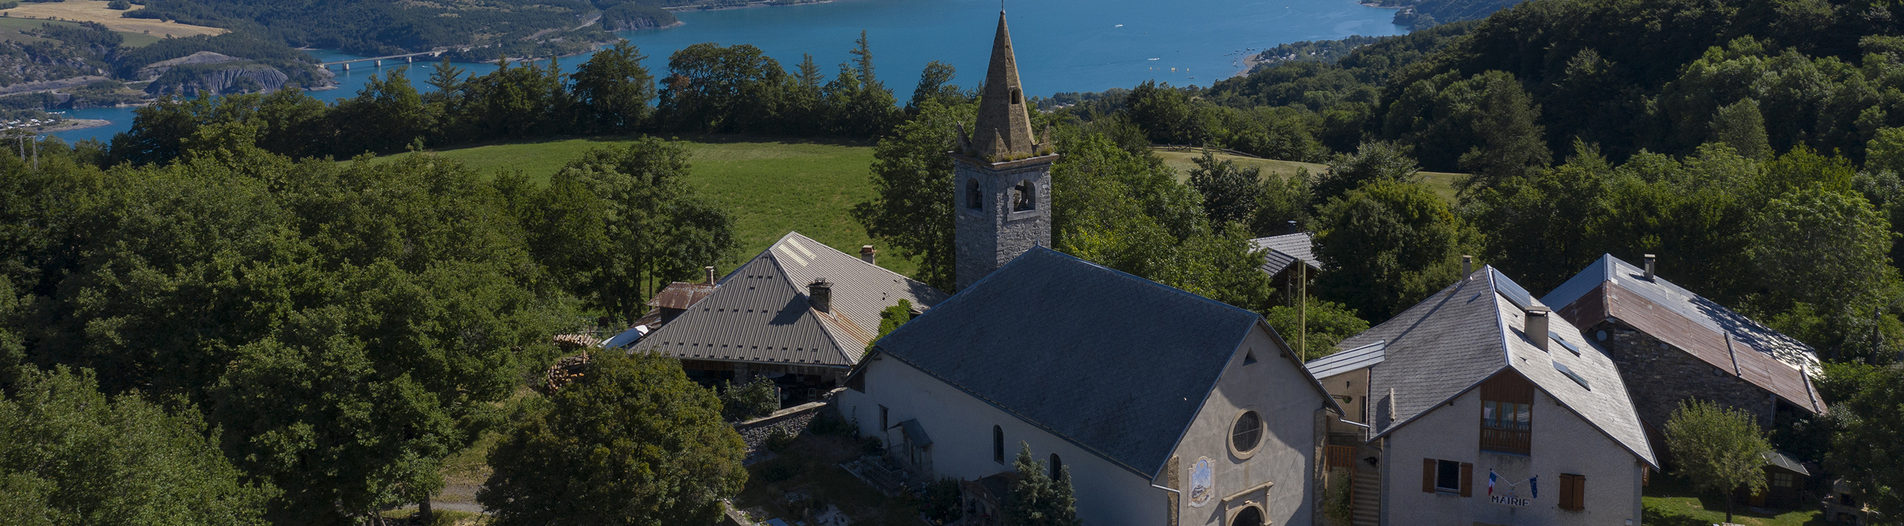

{"left": 1542, "top": 254, "right": 1825, "bottom": 414}
{"left": 632, "top": 231, "right": 948, "bottom": 368}
{"left": 1337, "top": 267, "right": 1657, "bottom": 468}
{"left": 873, "top": 248, "right": 1287, "bottom": 478}
{"left": 1249, "top": 232, "right": 1322, "bottom": 277}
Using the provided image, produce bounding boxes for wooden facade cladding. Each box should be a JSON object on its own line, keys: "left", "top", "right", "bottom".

{"left": 1479, "top": 372, "right": 1535, "bottom": 455}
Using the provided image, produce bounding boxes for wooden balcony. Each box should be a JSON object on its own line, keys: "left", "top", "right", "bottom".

{"left": 1480, "top": 426, "right": 1530, "bottom": 455}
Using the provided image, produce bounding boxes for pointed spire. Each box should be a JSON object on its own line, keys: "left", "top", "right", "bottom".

{"left": 969, "top": 10, "right": 1040, "bottom": 161}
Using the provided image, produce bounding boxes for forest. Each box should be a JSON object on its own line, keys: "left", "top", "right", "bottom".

{"left": 2, "top": 0, "right": 1904, "bottom": 522}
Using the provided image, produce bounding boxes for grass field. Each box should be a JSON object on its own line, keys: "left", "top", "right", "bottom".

{"left": 381, "top": 137, "right": 912, "bottom": 277}
{"left": 1155, "top": 147, "right": 1467, "bottom": 203}
{"left": 0, "top": 0, "right": 224, "bottom": 40}
{"left": 1642, "top": 476, "right": 1823, "bottom": 526}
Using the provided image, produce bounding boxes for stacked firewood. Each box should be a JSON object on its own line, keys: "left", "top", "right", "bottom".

{"left": 544, "top": 352, "right": 592, "bottom": 393}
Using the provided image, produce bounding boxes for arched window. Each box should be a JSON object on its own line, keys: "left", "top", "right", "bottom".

{"left": 993, "top": 426, "right": 1005, "bottom": 464}
{"left": 1049, "top": 453, "right": 1063, "bottom": 481}
{"left": 965, "top": 179, "right": 982, "bottom": 210}
{"left": 1012, "top": 180, "right": 1036, "bottom": 211}
{"left": 1230, "top": 505, "right": 1266, "bottom": 526}
{"left": 1011, "top": 87, "right": 1023, "bottom": 105}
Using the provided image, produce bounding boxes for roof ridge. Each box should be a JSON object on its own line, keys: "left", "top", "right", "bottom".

{"left": 779, "top": 230, "right": 942, "bottom": 292}
{"left": 765, "top": 247, "right": 860, "bottom": 365}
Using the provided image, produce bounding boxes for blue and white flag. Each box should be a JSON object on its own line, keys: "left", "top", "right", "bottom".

{"left": 1530, "top": 475, "right": 1539, "bottom": 499}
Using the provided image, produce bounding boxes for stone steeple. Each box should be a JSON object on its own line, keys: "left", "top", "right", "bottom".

{"left": 953, "top": 9, "right": 1055, "bottom": 291}
{"left": 965, "top": 10, "right": 1046, "bottom": 161}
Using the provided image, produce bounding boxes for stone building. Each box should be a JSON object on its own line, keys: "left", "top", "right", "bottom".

{"left": 1313, "top": 267, "right": 1656, "bottom": 526}
{"left": 630, "top": 231, "right": 945, "bottom": 399}
{"left": 1541, "top": 254, "right": 1826, "bottom": 439}
{"left": 839, "top": 248, "right": 1337, "bottom": 526}
{"left": 952, "top": 9, "right": 1056, "bottom": 290}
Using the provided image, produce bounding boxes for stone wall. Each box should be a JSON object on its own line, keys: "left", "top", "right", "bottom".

{"left": 954, "top": 156, "right": 1053, "bottom": 290}
{"left": 734, "top": 394, "right": 835, "bottom": 454}
{"left": 1592, "top": 321, "right": 1777, "bottom": 431}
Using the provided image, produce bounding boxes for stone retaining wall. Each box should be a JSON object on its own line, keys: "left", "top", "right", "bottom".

{"left": 734, "top": 389, "right": 841, "bottom": 454}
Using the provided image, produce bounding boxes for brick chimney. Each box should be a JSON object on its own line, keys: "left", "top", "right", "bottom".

{"left": 860, "top": 245, "right": 877, "bottom": 265}
{"left": 809, "top": 278, "right": 832, "bottom": 313}
{"left": 1643, "top": 254, "right": 1656, "bottom": 280}
{"left": 1527, "top": 307, "right": 1550, "bottom": 351}
{"left": 705, "top": 266, "right": 716, "bottom": 285}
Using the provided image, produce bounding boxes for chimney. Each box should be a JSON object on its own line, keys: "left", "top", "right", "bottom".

{"left": 1527, "top": 307, "right": 1550, "bottom": 351}
{"left": 809, "top": 278, "right": 832, "bottom": 313}
{"left": 704, "top": 266, "right": 716, "bottom": 285}
{"left": 1643, "top": 254, "right": 1656, "bottom": 280}
{"left": 1462, "top": 255, "right": 1473, "bottom": 277}
{"left": 861, "top": 245, "right": 877, "bottom": 265}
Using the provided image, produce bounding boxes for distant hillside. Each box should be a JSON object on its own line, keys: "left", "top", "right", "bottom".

{"left": 1371, "top": 0, "right": 1528, "bottom": 30}
{"left": 125, "top": 0, "right": 687, "bottom": 58}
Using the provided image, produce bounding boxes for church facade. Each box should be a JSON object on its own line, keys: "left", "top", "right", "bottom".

{"left": 836, "top": 12, "right": 1337, "bottom": 526}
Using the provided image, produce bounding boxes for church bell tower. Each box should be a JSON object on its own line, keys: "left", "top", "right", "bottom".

{"left": 953, "top": 10, "right": 1057, "bottom": 290}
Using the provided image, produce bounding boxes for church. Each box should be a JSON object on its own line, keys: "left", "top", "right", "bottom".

{"left": 835, "top": 12, "right": 1337, "bottom": 526}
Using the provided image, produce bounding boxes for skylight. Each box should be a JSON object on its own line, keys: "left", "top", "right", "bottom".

{"left": 1551, "top": 334, "right": 1582, "bottom": 355}
{"left": 1554, "top": 361, "right": 1590, "bottom": 390}
{"left": 1489, "top": 268, "right": 1540, "bottom": 312}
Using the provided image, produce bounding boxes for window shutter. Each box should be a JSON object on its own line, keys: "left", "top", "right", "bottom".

{"left": 1557, "top": 473, "right": 1586, "bottom": 510}
{"left": 1571, "top": 474, "right": 1587, "bottom": 510}
{"left": 1423, "top": 459, "right": 1435, "bottom": 493}
{"left": 1460, "top": 463, "right": 1474, "bottom": 497}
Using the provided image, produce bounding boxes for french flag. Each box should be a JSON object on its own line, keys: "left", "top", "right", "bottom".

{"left": 1487, "top": 470, "right": 1496, "bottom": 496}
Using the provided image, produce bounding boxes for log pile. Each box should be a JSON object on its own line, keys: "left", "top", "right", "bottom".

{"left": 544, "top": 352, "right": 591, "bottom": 393}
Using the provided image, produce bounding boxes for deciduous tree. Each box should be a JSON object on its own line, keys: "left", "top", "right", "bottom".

{"left": 479, "top": 353, "right": 747, "bottom": 526}
{"left": 1663, "top": 398, "right": 1771, "bottom": 524}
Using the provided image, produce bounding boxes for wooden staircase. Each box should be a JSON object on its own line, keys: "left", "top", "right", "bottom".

{"left": 1350, "top": 456, "right": 1381, "bottom": 526}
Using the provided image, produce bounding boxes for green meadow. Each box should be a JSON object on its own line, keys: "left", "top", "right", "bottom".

{"left": 369, "top": 137, "right": 911, "bottom": 277}
{"left": 1154, "top": 147, "right": 1466, "bottom": 203}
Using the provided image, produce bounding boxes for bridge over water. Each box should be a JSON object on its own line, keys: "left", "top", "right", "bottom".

{"left": 321, "top": 51, "right": 448, "bottom": 71}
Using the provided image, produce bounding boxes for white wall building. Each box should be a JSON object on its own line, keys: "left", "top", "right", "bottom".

{"left": 840, "top": 248, "right": 1339, "bottom": 526}
{"left": 1311, "top": 267, "right": 1657, "bottom": 526}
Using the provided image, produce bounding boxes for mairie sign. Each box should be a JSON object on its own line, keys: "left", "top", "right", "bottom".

{"left": 1490, "top": 494, "right": 1531, "bottom": 507}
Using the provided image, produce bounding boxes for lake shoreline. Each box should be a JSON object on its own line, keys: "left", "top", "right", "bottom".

{"left": 664, "top": 0, "right": 836, "bottom": 13}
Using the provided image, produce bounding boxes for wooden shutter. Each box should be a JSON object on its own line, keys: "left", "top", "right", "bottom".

{"left": 1558, "top": 474, "right": 1586, "bottom": 511}
{"left": 1423, "top": 459, "right": 1436, "bottom": 493}
{"left": 1459, "top": 463, "right": 1474, "bottom": 497}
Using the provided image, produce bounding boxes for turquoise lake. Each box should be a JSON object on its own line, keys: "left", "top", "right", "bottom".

{"left": 48, "top": 0, "right": 1403, "bottom": 143}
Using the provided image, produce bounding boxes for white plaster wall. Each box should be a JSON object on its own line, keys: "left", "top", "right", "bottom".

{"left": 1170, "top": 326, "right": 1324, "bottom": 526}
{"left": 1317, "top": 368, "right": 1371, "bottom": 435}
{"left": 1379, "top": 382, "right": 1644, "bottom": 526}
{"left": 838, "top": 355, "right": 1170, "bottom": 525}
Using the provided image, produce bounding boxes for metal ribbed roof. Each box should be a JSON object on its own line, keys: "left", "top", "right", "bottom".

{"left": 632, "top": 231, "right": 947, "bottom": 368}
{"left": 1306, "top": 340, "right": 1386, "bottom": 380}
{"left": 1249, "top": 232, "right": 1322, "bottom": 276}
{"left": 1543, "top": 254, "right": 1825, "bottom": 415}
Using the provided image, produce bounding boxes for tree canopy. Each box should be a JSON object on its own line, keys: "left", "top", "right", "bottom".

{"left": 1663, "top": 398, "right": 1772, "bottom": 524}
{"left": 479, "top": 353, "right": 747, "bottom": 526}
